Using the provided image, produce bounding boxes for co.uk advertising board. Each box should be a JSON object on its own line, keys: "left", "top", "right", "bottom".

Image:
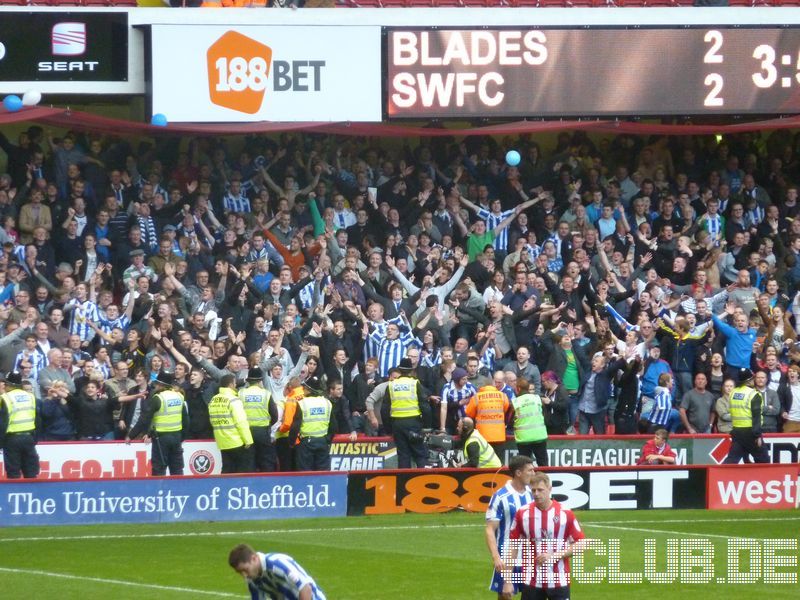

{"left": 150, "top": 25, "right": 381, "bottom": 123}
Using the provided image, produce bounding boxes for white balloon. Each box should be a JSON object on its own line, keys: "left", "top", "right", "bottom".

{"left": 22, "top": 90, "right": 41, "bottom": 107}
{"left": 0, "top": 42, "right": 6, "bottom": 61}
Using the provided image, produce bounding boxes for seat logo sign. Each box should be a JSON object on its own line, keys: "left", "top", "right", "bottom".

{"left": 206, "top": 30, "right": 325, "bottom": 115}
{"left": 52, "top": 22, "right": 86, "bottom": 56}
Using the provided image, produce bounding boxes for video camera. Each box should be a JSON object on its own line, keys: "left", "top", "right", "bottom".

{"left": 419, "top": 429, "right": 460, "bottom": 468}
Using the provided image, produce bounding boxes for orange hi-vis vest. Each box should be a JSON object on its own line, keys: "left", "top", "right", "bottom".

{"left": 465, "top": 385, "right": 509, "bottom": 443}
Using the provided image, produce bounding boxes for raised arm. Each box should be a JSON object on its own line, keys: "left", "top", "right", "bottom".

{"left": 458, "top": 194, "right": 482, "bottom": 214}
{"left": 297, "top": 165, "right": 322, "bottom": 197}
{"left": 387, "top": 255, "right": 421, "bottom": 296}
{"left": 493, "top": 205, "right": 524, "bottom": 236}
{"left": 259, "top": 164, "right": 284, "bottom": 196}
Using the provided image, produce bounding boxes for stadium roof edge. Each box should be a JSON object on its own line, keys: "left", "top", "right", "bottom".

{"left": 4, "top": 6, "right": 800, "bottom": 28}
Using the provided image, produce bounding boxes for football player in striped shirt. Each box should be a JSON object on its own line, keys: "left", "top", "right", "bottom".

{"left": 504, "top": 472, "right": 586, "bottom": 600}
{"left": 229, "top": 543, "right": 326, "bottom": 600}
{"left": 485, "top": 454, "right": 534, "bottom": 599}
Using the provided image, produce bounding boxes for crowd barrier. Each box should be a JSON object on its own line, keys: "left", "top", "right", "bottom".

{"left": 1, "top": 463, "right": 797, "bottom": 527}
{"left": 3, "top": 434, "right": 799, "bottom": 479}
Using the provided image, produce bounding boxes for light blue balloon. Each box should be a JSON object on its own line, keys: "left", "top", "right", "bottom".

{"left": 505, "top": 150, "right": 521, "bottom": 167}
{"left": 150, "top": 113, "right": 168, "bottom": 127}
{"left": 3, "top": 95, "right": 22, "bottom": 113}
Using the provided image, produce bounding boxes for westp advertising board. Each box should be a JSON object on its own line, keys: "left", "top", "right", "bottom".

{"left": 0, "top": 473, "right": 347, "bottom": 527}
{"left": 151, "top": 25, "right": 382, "bottom": 123}
{"left": 347, "top": 467, "right": 708, "bottom": 516}
{"left": 707, "top": 464, "right": 800, "bottom": 511}
{"left": 0, "top": 12, "right": 128, "bottom": 83}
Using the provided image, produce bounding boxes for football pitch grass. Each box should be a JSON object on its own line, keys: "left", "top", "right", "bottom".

{"left": 0, "top": 509, "right": 797, "bottom": 599}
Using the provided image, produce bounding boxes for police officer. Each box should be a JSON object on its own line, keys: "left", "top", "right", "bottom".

{"left": 724, "top": 368, "right": 770, "bottom": 464}
{"left": 287, "top": 377, "right": 335, "bottom": 472}
{"left": 458, "top": 416, "right": 502, "bottom": 469}
{"left": 0, "top": 372, "right": 40, "bottom": 479}
{"left": 127, "top": 371, "right": 188, "bottom": 476}
{"left": 208, "top": 373, "right": 254, "bottom": 474}
{"left": 366, "top": 359, "right": 430, "bottom": 468}
{"left": 239, "top": 367, "right": 278, "bottom": 472}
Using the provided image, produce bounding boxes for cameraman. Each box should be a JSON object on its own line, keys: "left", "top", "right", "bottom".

{"left": 458, "top": 417, "right": 501, "bottom": 469}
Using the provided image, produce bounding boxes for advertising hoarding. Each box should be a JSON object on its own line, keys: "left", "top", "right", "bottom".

{"left": 0, "top": 12, "right": 128, "bottom": 83}
{"left": 347, "top": 467, "right": 707, "bottom": 515}
{"left": 0, "top": 472, "right": 347, "bottom": 527}
{"left": 151, "top": 25, "right": 382, "bottom": 122}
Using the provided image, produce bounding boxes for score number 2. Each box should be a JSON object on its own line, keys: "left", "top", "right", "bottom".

{"left": 704, "top": 30, "right": 724, "bottom": 107}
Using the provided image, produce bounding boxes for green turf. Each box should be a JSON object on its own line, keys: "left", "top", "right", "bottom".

{"left": 0, "top": 510, "right": 797, "bottom": 599}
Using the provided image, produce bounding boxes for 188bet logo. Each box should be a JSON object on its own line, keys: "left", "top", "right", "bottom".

{"left": 206, "top": 31, "right": 326, "bottom": 115}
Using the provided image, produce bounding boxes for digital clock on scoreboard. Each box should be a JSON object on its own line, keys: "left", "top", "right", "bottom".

{"left": 385, "top": 27, "right": 800, "bottom": 118}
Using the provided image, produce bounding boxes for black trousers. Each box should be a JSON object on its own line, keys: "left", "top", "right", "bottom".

{"left": 250, "top": 427, "right": 277, "bottom": 472}
{"left": 3, "top": 432, "right": 39, "bottom": 479}
{"left": 275, "top": 436, "right": 294, "bottom": 472}
{"left": 723, "top": 429, "right": 770, "bottom": 464}
{"left": 522, "top": 585, "right": 571, "bottom": 600}
{"left": 151, "top": 431, "right": 184, "bottom": 476}
{"left": 393, "top": 417, "right": 427, "bottom": 469}
{"left": 517, "top": 440, "right": 548, "bottom": 467}
{"left": 295, "top": 436, "right": 330, "bottom": 471}
{"left": 615, "top": 415, "right": 638, "bottom": 435}
{"left": 221, "top": 445, "right": 255, "bottom": 474}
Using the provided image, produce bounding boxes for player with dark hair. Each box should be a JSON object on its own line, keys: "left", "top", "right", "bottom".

{"left": 485, "top": 454, "right": 534, "bottom": 599}
{"left": 228, "top": 543, "right": 326, "bottom": 600}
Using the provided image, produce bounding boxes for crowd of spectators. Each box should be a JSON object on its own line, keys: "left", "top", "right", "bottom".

{"left": 1, "top": 125, "right": 800, "bottom": 451}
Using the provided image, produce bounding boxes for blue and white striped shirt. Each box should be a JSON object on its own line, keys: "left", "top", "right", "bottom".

{"left": 246, "top": 552, "right": 326, "bottom": 600}
{"left": 499, "top": 383, "right": 516, "bottom": 404}
{"left": 297, "top": 280, "right": 319, "bottom": 312}
{"left": 13, "top": 350, "right": 45, "bottom": 381}
{"left": 648, "top": 386, "right": 673, "bottom": 427}
{"left": 478, "top": 207, "right": 515, "bottom": 251}
{"left": 363, "top": 316, "right": 403, "bottom": 361}
{"left": 705, "top": 214, "right": 723, "bottom": 246}
{"left": 371, "top": 330, "right": 422, "bottom": 378}
{"left": 480, "top": 347, "right": 497, "bottom": 374}
{"left": 98, "top": 314, "right": 131, "bottom": 344}
{"left": 65, "top": 298, "right": 100, "bottom": 342}
{"left": 420, "top": 347, "right": 442, "bottom": 368}
{"left": 223, "top": 191, "right": 251, "bottom": 214}
{"left": 486, "top": 480, "right": 533, "bottom": 554}
{"left": 442, "top": 381, "right": 477, "bottom": 418}
{"left": 523, "top": 243, "right": 541, "bottom": 260}
{"left": 93, "top": 359, "right": 112, "bottom": 380}
{"left": 744, "top": 205, "right": 764, "bottom": 228}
